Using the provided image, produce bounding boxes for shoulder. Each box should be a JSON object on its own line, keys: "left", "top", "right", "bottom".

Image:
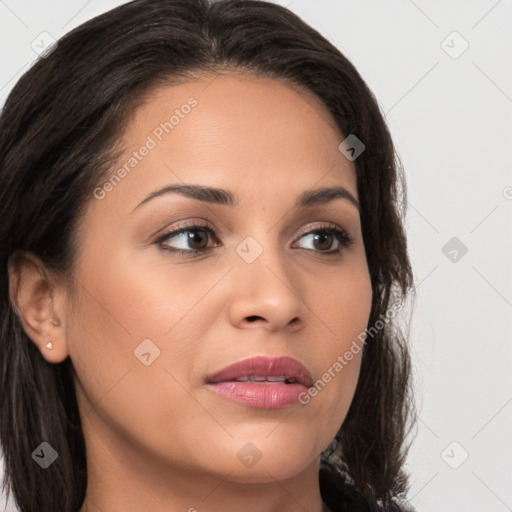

{"left": 319, "top": 465, "right": 417, "bottom": 512}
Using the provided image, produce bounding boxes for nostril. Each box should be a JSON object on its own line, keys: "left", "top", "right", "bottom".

{"left": 246, "top": 316, "right": 263, "bottom": 322}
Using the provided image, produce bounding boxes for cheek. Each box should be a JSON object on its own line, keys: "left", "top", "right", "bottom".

{"left": 65, "top": 259, "right": 211, "bottom": 459}
{"left": 70, "top": 240, "right": 218, "bottom": 341}
{"left": 317, "top": 260, "right": 373, "bottom": 347}
{"left": 308, "top": 264, "right": 372, "bottom": 416}
{"left": 65, "top": 256, "right": 192, "bottom": 396}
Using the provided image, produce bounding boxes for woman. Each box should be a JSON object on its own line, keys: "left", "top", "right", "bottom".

{"left": 0, "top": 1, "right": 416, "bottom": 511}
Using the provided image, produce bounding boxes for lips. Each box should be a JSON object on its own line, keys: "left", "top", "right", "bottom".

{"left": 205, "top": 356, "right": 314, "bottom": 387}
{"left": 204, "top": 356, "right": 314, "bottom": 409}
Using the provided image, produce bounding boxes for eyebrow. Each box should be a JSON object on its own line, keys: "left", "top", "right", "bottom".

{"left": 132, "top": 183, "right": 360, "bottom": 213}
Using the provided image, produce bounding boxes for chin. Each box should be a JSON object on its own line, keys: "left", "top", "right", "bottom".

{"left": 204, "top": 438, "right": 319, "bottom": 484}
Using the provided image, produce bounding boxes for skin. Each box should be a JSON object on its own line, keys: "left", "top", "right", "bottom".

{"left": 10, "top": 72, "right": 373, "bottom": 512}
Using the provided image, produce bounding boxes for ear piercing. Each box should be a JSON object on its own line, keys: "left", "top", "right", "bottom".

{"left": 46, "top": 341, "right": 53, "bottom": 350}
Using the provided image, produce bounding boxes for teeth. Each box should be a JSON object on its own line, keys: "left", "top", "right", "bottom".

{"left": 234, "top": 375, "right": 290, "bottom": 382}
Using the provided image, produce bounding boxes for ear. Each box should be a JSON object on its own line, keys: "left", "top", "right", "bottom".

{"left": 8, "top": 250, "right": 70, "bottom": 363}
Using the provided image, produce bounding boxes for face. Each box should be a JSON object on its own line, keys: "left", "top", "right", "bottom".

{"left": 60, "top": 73, "right": 373, "bottom": 483}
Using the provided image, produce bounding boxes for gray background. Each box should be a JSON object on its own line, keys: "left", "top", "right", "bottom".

{"left": 1, "top": 1, "right": 511, "bottom": 511}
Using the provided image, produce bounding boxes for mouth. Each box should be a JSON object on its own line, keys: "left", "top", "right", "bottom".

{"left": 204, "top": 356, "right": 313, "bottom": 409}
{"left": 228, "top": 375, "right": 299, "bottom": 384}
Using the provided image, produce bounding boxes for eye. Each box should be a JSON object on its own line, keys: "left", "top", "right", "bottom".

{"left": 155, "top": 221, "right": 218, "bottom": 256}
{"left": 292, "top": 223, "right": 354, "bottom": 256}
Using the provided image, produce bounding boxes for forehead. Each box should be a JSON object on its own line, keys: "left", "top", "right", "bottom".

{"left": 88, "top": 72, "right": 358, "bottom": 219}
{"left": 129, "top": 72, "right": 342, "bottom": 143}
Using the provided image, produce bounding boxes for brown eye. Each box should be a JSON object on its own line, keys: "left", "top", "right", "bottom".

{"left": 156, "top": 223, "right": 219, "bottom": 256}
{"left": 293, "top": 225, "right": 354, "bottom": 255}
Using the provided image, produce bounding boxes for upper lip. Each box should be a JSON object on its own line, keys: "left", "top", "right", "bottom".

{"left": 205, "top": 356, "right": 313, "bottom": 387}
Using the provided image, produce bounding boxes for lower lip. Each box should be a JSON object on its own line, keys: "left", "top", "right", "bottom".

{"left": 205, "top": 381, "right": 310, "bottom": 409}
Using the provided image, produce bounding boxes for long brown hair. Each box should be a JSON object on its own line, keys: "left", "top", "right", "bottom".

{"left": 0, "top": 1, "right": 416, "bottom": 510}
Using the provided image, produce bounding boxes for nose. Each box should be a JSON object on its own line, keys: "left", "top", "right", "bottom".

{"left": 227, "top": 239, "right": 306, "bottom": 332}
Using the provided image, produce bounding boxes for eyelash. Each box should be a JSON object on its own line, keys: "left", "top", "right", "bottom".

{"left": 155, "top": 221, "right": 354, "bottom": 258}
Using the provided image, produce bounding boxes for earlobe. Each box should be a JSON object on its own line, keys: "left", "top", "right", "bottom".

{"left": 7, "top": 250, "right": 70, "bottom": 363}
